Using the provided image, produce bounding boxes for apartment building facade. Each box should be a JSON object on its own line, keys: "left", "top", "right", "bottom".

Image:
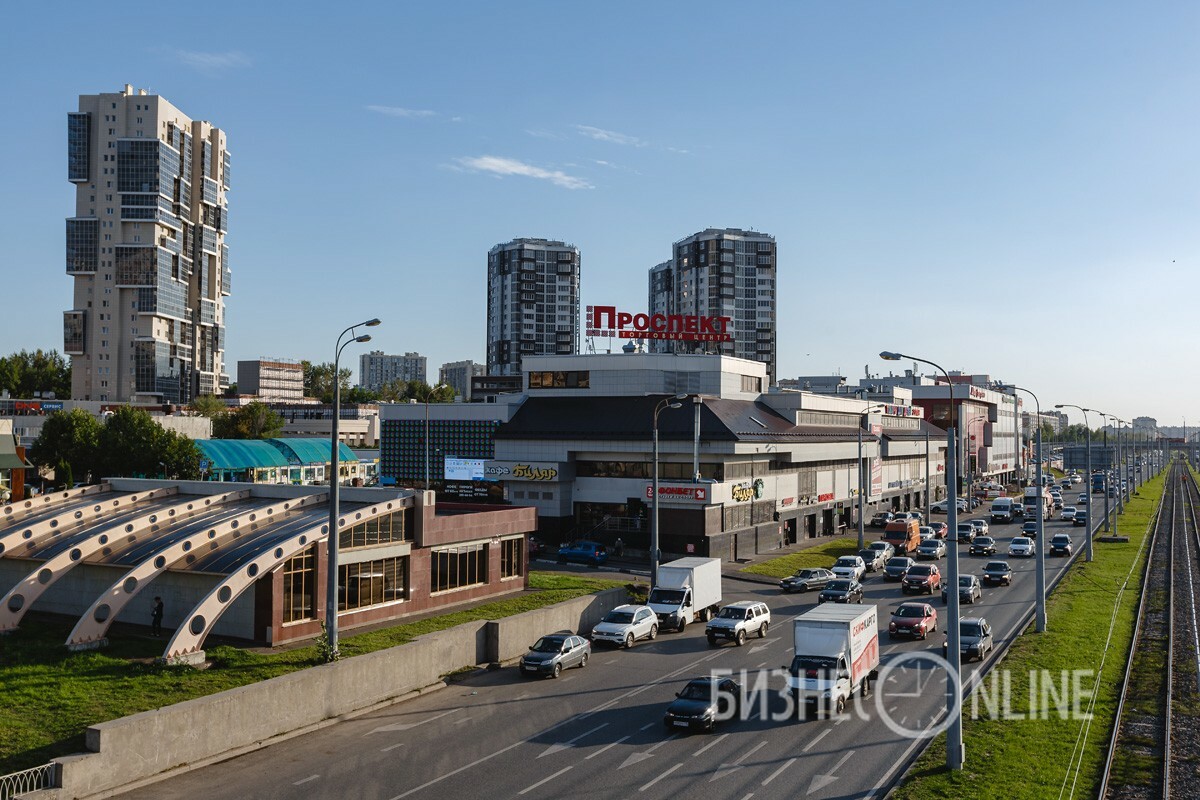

{"left": 439, "top": 359, "right": 485, "bottom": 400}
{"left": 486, "top": 238, "right": 581, "bottom": 376}
{"left": 359, "top": 351, "right": 427, "bottom": 391}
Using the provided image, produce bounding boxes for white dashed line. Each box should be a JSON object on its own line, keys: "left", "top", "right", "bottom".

{"left": 734, "top": 741, "right": 767, "bottom": 765}
{"left": 802, "top": 728, "right": 831, "bottom": 752}
{"left": 381, "top": 742, "right": 406, "bottom": 752}
{"left": 761, "top": 757, "right": 796, "bottom": 786}
{"left": 639, "top": 762, "right": 683, "bottom": 792}
{"left": 293, "top": 775, "right": 319, "bottom": 785}
{"left": 693, "top": 733, "right": 729, "bottom": 757}
{"left": 519, "top": 766, "right": 573, "bottom": 795}
{"left": 454, "top": 717, "right": 472, "bottom": 725}
{"left": 585, "top": 735, "right": 630, "bottom": 760}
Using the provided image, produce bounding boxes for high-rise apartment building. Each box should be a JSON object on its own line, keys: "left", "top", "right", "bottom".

{"left": 439, "top": 359, "right": 485, "bottom": 400}
{"left": 64, "top": 85, "right": 230, "bottom": 404}
{"left": 486, "top": 238, "right": 581, "bottom": 376}
{"left": 359, "top": 351, "right": 426, "bottom": 391}
{"left": 647, "top": 228, "right": 776, "bottom": 383}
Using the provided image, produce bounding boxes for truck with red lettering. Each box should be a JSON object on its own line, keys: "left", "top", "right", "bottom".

{"left": 785, "top": 604, "right": 880, "bottom": 718}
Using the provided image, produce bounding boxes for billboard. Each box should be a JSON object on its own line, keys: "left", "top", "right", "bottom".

{"left": 870, "top": 456, "right": 883, "bottom": 498}
{"left": 587, "top": 305, "right": 732, "bottom": 343}
{"left": 443, "top": 457, "right": 485, "bottom": 482}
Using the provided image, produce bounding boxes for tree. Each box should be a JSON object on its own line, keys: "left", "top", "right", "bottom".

{"left": 96, "top": 407, "right": 174, "bottom": 478}
{"left": 211, "top": 401, "right": 285, "bottom": 440}
{"left": 189, "top": 394, "right": 227, "bottom": 417}
{"left": 0, "top": 349, "right": 71, "bottom": 399}
{"left": 301, "top": 360, "right": 352, "bottom": 403}
{"left": 29, "top": 409, "right": 102, "bottom": 486}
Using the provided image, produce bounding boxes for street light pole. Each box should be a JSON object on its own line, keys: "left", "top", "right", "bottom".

{"left": 324, "top": 317, "right": 380, "bottom": 661}
{"left": 856, "top": 403, "right": 886, "bottom": 550}
{"left": 881, "top": 350, "right": 962, "bottom": 770}
{"left": 651, "top": 394, "right": 688, "bottom": 588}
{"left": 424, "top": 383, "right": 448, "bottom": 491}
{"left": 1057, "top": 404, "right": 1092, "bottom": 562}
{"left": 999, "top": 383, "right": 1046, "bottom": 633}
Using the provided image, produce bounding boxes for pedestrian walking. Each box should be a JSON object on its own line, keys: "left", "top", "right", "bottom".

{"left": 151, "top": 596, "right": 164, "bottom": 637}
{"left": 614, "top": 537, "right": 625, "bottom": 558}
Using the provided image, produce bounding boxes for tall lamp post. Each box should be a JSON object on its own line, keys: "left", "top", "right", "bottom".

{"left": 998, "top": 383, "right": 1047, "bottom": 633}
{"left": 1093, "top": 411, "right": 1115, "bottom": 534}
{"left": 963, "top": 415, "right": 987, "bottom": 504}
{"left": 881, "top": 350, "right": 963, "bottom": 770}
{"left": 651, "top": 394, "right": 689, "bottom": 588}
{"left": 856, "top": 403, "right": 887, "bottom": 550}
{"left": 325, "top": 317, "right": 380, "bottom": 661}
{"left": 422, "top": 383, "right": 449, "bottom": 490}
{"left": 1056, "top": 404, "right": 1093, "bottom": 562}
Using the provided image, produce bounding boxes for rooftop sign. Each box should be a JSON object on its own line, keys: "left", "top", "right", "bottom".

{"left": 587, "top": 305, "right": 732, "bottom": 342}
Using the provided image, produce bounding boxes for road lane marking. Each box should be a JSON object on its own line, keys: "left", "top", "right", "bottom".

{"left": 802, "top": 728, "right": 831, "bottom": 752}
{"left": 640, "top": 723, "right": 655, "bottom": 731}
{"left": 756, "top": 661, "right": 768, "bottom": 669}
{"left": 735, "top": 741, "right": 767, "bottom": 764}
{"left": 585, "top": 735, "right": 630, "bottom": 760}
{"left": 539, "top": 724, "right": 608, "bottom": 758}
{"left": 761, "top": 757, "right": 796, "bottom": 786}
{"left": 381, "top": 742, "right": 406, "bottom": 752}
{"left": 365, "top": 707, "right": 460, "bottom": 736}
{"left": 693, "top": 733, "right": 728, "bottom": 757}
{"left": 293, "top": 775, "right": 318, "bottom": 785}
{"left": 639, "top": 762, "right": 683, "bottom": 792}
{"left": 518, "top": 766, "right": 573, "bottom": 795}
{"left": 454, "top": 717, "right": 472, "bottom": 725}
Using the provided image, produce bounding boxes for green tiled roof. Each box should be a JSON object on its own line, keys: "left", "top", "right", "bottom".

{"left": 196, "top": 439, "right": 290, "bottom": 470}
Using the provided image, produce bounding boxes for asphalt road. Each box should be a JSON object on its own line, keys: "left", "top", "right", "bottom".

{"left": 115, "top": 505, "right": 1100, "bottom": 800}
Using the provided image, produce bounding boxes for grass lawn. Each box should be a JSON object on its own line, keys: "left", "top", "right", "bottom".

{"left": 892, "top": 471, "right": 1166, "bottom": 799}
{"left": 0, "top": 571, "right": 625, "bottom": 775}
{"left": 740, "top": 538, "right": 860, "bottom": 579}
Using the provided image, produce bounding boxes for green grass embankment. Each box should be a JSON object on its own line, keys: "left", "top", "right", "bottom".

{"left": 740, "top": 539, "right": 859, "bottom": 579}
{"left": 0, "top": 571, "right": 625, "bottom": 774}
{"left": 893, "top": 471, "right": 1166, "bottom": 799}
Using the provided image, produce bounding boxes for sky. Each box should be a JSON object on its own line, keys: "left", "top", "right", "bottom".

{"left": 1, "top": 1, "right": 1196, "bottom": 427}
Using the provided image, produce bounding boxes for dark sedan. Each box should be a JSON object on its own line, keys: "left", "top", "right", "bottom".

{"left": 663, "top": 676, "right": 741, "bottom": 731}
{"left": 884, "top": 556, "right": 915, "bottom": 581}
{"left": 779, "top": 568, "right": 835, "bottom": 593}
{"left": 956, "top": 524, "right": 976, "bottom": 544}
{"left": 520, "top": 633, "right": 591, "bottom": 678}
{"left": 969, "top": 536, "right": 997, "bottom": 556}
{"left": 941, "top": 574, "right": 983, "bottom": 604}
{"left": 869, "top": 512, "right": 895, "bottom": 529}
{"left": 982, "top": 561, "right": 1013, "bottom": 586}
{"left": 818, "top": 579, "right": 864, "bottom": 604}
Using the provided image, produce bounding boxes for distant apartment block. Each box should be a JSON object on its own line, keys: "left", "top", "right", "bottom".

{"left": 360, "top": 351, "right": 426, "bottom": 391}
{"left": 487, "top": 238, "right": 581, "bottom": 376}
{"left": 65, "top": 85, "right": 231, "bottom": 404}
{"left": 647, "top": 228, "right": 776, "bottom": 383}
{"left": 237, "top": 359, "right": 304, "bottom": 401}
{"left": 439, "top": 360, "right": 485, "bottom": 400}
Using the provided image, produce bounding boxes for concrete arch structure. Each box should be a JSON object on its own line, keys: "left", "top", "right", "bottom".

{"left": 0, "top": 486, "right": 176, "bottom": 562}
{"left": 0, "top": 484, "right": 111, "bottom": 530}
{"left": 0, "top": 489, "right": 243, "bottom": 633}
{"left": 66, "top": 491, "right": 327, "bottom": 650}
{"left": 164, "top": 497, "right": 404, "bottom": 661}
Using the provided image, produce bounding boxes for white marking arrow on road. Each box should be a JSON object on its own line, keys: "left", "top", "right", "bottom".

{"left": 709, "top": 741, "right": 767, "bottom": 782}
{"left": 749, "top": 640, "right": 776, "bottom": 654}
{"left": 365, "top": 708, "right": 459, "bottom": 735}
{"left": 807, "top": 750, "right": 854, "bottom": 795}
{"left": 620, "top": 733, "right": 678, "bottom": 768}
{"left": 538, "top": 723, "right": 608, "bottom": 758}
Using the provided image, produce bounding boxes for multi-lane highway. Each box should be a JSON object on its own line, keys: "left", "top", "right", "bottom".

{"left": 116, "top": 504, "right": 1099, "bottom": 800}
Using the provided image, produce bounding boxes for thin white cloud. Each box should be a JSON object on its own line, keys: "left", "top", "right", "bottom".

{"left": 526, "top": 128, "right": 564, "bottom": 140}
{"left": 455, "top": 155, "right": 593, "bottom": 190}
{"left": 575, "top": 125, "right": 646, "bottom": 147}
{"left": 366, "top": 105, "right": 437, "bottom": 119}
{"left": 171, "top": 49, "right": 251, "bottom": 74}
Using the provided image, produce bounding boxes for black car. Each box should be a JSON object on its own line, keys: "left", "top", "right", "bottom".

{"left": 884, "top": 556, "right": 915, "bottom": 581}
{"left": 956, "top": 524, "right": 976, "bottom": 544}
{"left": 1073, "top": 511, "right": 1089, "bottom": 528}
{"left": 1021, "top": 521, "right": 1039, "bottom": 539}
{"left": 969, "top": 536, "right": 997, "bottom": 556}
{"left": 1049, "top": 533, "right": 1073, "bottom": 557}
{"left": 779, "top": 568, "right": 835, "bottom": 593}
{"left": 818, "top": 578, "right": 864, "bottom": 604}
{"left": 663, "top": 676, "right": 741, "bottom": 731}
{"left": 982, "top": 560, "right": 1013, "bottom": 586}
{"left": 941, "top": 574, "right": 982, "bottom": 604}
{"left": 943, "top": 617, "right": 994, "bottom": 662}
{"left": 870, "top": 512, "right": 895, "bottom": 529}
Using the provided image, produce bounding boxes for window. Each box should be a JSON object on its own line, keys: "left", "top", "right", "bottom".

{"left": 431, "top": 543, "right": 487, "bottom": 593}
{"left": 339, "top": 556, "right": 407, "bottom": 611}
{"left": 339, "top": 509, "right": 410, "bottom": 549}
{"left": 281, "top": 546, "right": 317, "bottom": 623}
{"left": 500, "top": 537, "right": 524, "bottom": 579}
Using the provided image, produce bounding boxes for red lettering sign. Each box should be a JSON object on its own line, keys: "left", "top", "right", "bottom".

{"left": 588, "top": 305, "right": 733, "bottom": 343}
{"left": 817, "top": 493, "right": 834, "bottom": 502}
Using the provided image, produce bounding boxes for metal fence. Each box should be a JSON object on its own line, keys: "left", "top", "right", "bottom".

{"left": 0, "top": 763, "right": 56, "bottom": 799}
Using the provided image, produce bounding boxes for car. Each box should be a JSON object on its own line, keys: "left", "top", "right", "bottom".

{"left": 956, "top": 523, "right": 976, "bottom": 544}
{"left": 919, "top": 526, "right": 935, "bottom": 542}
{"left": 942, "top": 574, "right": 983, "bottom": 604}
{"left": 1012, "top": 502, "right": 1027, "bottom": 519}
{"left": 982, "top": 560, "right": 1013, "bottom": 586}
{"left": 928, "top": 522, "right": 949, "bottom": 539}
{"left": 868, "top": 541, "right": 896, "bottom": 562}
{"left": 930, "top": 500, "right": 949, "bottom": 514}
{"left": 1061, "top": 506, "right": 1077, "bottom": 521}
{"left": 818, "top": 578, "right": 865, "bottom": 604}
{"left": 557, "top": 539, "right": 608, "bottom": 567}
{"left": 1049, "top": 533, "right": 1073, "bottom": 557}
{"left": 969, "top": 536, "right": 997, "bottom": 556}
{"left": 1077, "top": 493, "right": 1088, "bottom": 504}
{"left": 1021, "top": 521, "right": 1040, "bottom": 538}
{"left": 520, "top": 633, "right": 591, "bottom": 678}
{"left": 869, "top": 512, "right": 895, "bottom": 529}
{"left": 902, "top": 563, "right": 942, "bottom": 595}
{"left": 1009, "top": 536, "right": 1036, "bottom": 557}
{"left": 663, "top": 676, "right": 741, "bottom": 732}
{"left": 590, "top": 604, "right": 658, "bottom": 648}
{"left": 915, "top": 538, "right": 947, "bottom": 560}
{"left": 1073, "top": 510, "right": 1089, "bottom": 528}
{"left": 831, "top": 555, "right": 867, "bottom": 581}
{"left": 779, "top": 567, "right": 836, "bottom": 593}
{"left": 884, "top": 556, "right": 915, "bottom": 581}
{"left": 706, "top": 601, "right": 771, "bottom": 646}
{"left": 968, "top": 518, "right": 990, "bottom": 536}
{"left": 859, "top": 548, "right": 886, "bottom": 572}
{"left": 1071, "top": 474, "right": 1082, "bottom": 485}
{"left": 944, "top": 617, "right": 994, "bottom": 661}
{"left": 889, "top": 602, "right": 938, "bottom": 640}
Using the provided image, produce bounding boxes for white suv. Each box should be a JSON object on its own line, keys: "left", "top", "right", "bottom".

{"left": 705, "top": 601, "right": 771, "bottom": 646}
{"left": 591, "top": 604, "right": 658, "bottom": 648}
{"left": 831, "top": 555, "right": 867, "bottom": 581}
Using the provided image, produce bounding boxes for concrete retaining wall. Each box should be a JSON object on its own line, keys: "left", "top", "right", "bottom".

{"left": 49, "top": 587, "right": 626, "bottom": 799}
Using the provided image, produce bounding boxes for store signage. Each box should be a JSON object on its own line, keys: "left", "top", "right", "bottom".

{"left": 730, "top": 479, "right": 765, "bottom": 503}
{"left": 969, "top": 387, "right": 987, "bottom": 400}
{"left": 646, "top": 483, "right": 708, "bottom": 503}
{"left": 484, "top": 461, "right": 560, "bottom": 481}
{"left": 587, "top": 305, "right": 732, "bottom": 342}
{"left": 780, "top": 497, "right": 795, "bottom": 507}
{"left": 444, "top": 458, "right": 486, "bottom": 481}
{"left": 870, "top": 457, "right": 883, "bottom": 498}
{"left": 817, "top": 492, "right": 834, "bottom": 502}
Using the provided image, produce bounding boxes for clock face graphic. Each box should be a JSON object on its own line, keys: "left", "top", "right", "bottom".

{"left": 874, "top": 651, "right": 961, "bottom": 740}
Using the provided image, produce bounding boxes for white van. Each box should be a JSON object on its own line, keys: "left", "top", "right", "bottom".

{"left": 990, "top": 497, "right": 1015, "bottom": 523}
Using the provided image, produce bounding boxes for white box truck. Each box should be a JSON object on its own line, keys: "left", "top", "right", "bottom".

{"left": 648, "top": 557, "right": 722, "bottom": 632}
{"left": 786, "top": 604, "right": 880, "bottom": 717}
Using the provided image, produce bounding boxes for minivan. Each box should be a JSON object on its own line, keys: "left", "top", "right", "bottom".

{"left": 882, "top": 519, "right": 922, "bottom": 555}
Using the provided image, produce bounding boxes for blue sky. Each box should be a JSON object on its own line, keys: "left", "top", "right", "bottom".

{"left": 1, "top": 1, "right": 1196, "bottom": 426}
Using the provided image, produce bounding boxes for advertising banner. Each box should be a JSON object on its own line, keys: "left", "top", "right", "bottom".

{"left": 870, "top": 456, "right": 883, "bottom": 498}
